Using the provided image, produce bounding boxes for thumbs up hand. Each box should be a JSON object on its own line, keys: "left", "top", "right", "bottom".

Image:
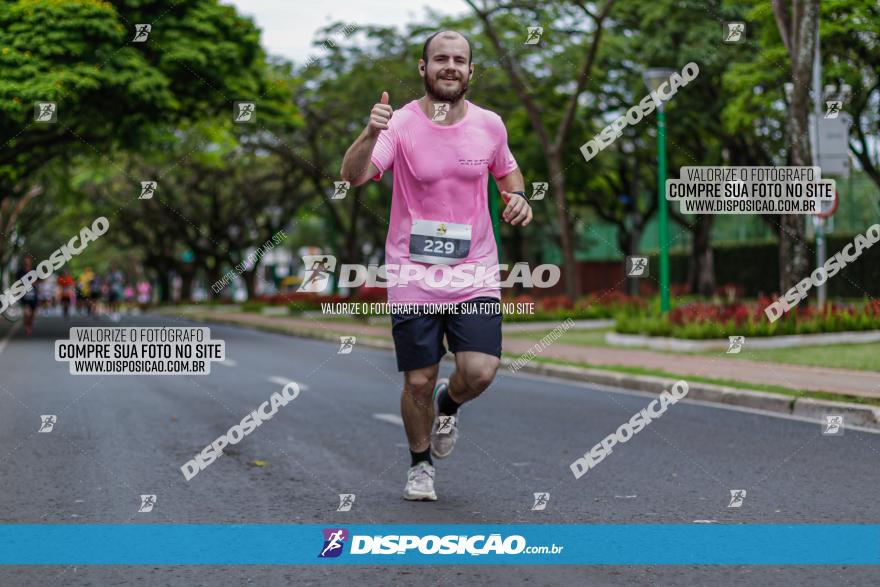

{"left": 368, "top": 91, "right": 393, "bottom": 136}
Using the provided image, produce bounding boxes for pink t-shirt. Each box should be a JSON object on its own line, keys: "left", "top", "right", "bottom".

{"left": 371, "top": 99, "right": 518, "bottom": 304}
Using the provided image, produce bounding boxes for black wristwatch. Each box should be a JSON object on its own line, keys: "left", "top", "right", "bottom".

{"left": 511, "top": 190, "right": 526, "bottom": 198}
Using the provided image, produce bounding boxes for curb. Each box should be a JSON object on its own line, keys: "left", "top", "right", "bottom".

{"left": 503, "top": 359, "right": 880, "bottom": 431}
{"left": 790, "top": 397, "right": 880, "bottom": 428}
{"left": 172, "top": 310, "right": 880, "bottom": 431}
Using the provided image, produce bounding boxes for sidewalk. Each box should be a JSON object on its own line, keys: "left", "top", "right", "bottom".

{"left": 165, "top": 307, "right": 880, "bottom": 401}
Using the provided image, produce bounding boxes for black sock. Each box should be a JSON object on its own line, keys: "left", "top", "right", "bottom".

{"left": 410, "top": 448, "right": 432, "bottom": 467}
{"left": 437, "top": 388, "right": 461, "bottom": 415}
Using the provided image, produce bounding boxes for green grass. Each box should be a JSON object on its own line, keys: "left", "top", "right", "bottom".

{"left": 505, "top": 327, "right": 613, "bottom": 347}
{"left": 507, "top": 328, "right": 880, "bottom": 373}
{"left": 693, "top": 342, "right": 880, "bottom": 372}
{"left": 513, "top": 355, "right": 880, "bottom": 407}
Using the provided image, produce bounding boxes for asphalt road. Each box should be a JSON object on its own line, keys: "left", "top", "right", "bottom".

{"left": 0, "top": 311, "right": 877, "bottom": 586}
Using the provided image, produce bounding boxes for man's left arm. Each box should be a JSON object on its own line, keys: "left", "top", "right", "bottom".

{"left": 495, "top": 168, "right": 532, "bottom": 227}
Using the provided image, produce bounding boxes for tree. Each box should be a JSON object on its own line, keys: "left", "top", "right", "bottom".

{"left": 464, "top": 0, "right": 615, "bottom": 299}
{"left": 76, "top": 119, "right": 308, "bottom": 302}
{"left": 821, "top": 0, "right": 880, "bottom": 193}
{"left": 723, "top": 0, "right": 879, "bottom": 296}
{"left": 0, "top": 0, "right": 270, "bottom": 260}
{"left": 772, "top": 0, "right": 820, "bottom": 292}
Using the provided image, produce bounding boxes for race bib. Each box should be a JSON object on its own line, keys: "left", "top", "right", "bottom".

{"left": 409, "top": 219, "right": 472, "bottom": 265}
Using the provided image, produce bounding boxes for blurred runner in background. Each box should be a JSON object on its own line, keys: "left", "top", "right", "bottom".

{"left": 137, "top": 278, "right": 152, "bottom": 311}
{"left": 91, "top": 274, "right": 105, "bottom": 316}
{"left": 124, "top": 282, "right": 135, "bottom": 307}
{"left": 38, "top": 275, "right": 55, "bottom": 313}
{"left": 108, "top": 266, "right": 125, "bottom": 314}
{"left": 15, "top": 256, "right": 39, "bottom": 336}
{"left": 56, "top": 269, "right": 76, "bottom": 319}
{"left": 77, "top": 267, "right": 95, "bottom": 316}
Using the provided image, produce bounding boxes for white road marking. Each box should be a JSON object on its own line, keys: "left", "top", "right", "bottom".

{"left": 218, "top": 359, "right": 237, "bottom": 367}
{"left": 267, "top": 375, "right": 309, "bottom": 391}
{"left": 373, "top": 413, "right": 404, "bottom": 427}
{"left": 0, "top": 322, "right": 21, "bottom": 356}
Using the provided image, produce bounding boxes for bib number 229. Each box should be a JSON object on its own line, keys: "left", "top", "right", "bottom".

{"left": 409, "top": 219, "right": 472, "bottom": 265}
{"left": 423, "top": 239, "right": 455, "bottom": 255}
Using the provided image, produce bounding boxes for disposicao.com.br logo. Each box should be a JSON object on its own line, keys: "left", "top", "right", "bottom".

{"left": 318, "top": 528, "right": 349, "bottom": 558}
{"left": 317, "top": 528, "right": 564, "bottom": 558}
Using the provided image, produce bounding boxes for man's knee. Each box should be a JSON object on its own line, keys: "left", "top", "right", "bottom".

{"left": 462, "top": 360, "right": 499, "bottom": 393}
{"left": 404, "top": 368, "right": 438, "bottom": 402}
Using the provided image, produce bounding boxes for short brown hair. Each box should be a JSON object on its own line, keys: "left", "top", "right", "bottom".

{"left": 422, "top": 31, "right": 472, "bottom": 65}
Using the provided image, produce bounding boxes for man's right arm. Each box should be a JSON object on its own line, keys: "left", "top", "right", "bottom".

{"left": 340, "top": 91, "right": 393, "bottom": 187}
{"left": 340, "top": 127, "right": 381, "bottom": 187}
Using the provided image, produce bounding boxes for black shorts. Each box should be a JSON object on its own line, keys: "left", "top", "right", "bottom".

{"left": 21, "top": 298, "right": 38, "bottom": 310}
{"left": 390, "top": 296, "right": 502, "bottom": 372}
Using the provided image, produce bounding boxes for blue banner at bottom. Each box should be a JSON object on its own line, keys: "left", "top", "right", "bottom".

{"left": 0, "top": 524, "right": 877, "bottom": 565}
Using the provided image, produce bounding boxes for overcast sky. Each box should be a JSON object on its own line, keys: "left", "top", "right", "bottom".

{"left": 224, "top": 0, "right": 469, "bottom": 64}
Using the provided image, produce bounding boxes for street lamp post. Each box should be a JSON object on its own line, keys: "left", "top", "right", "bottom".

{"left": 643, "top": 68, "right": 675, "bottom": 313}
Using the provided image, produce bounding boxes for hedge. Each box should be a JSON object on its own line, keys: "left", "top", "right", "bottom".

{"left": 666, "top": 234, "right": 880, "bottom": 297}
{"left": 615, "top": 299, "right": 880, "bottom": 338}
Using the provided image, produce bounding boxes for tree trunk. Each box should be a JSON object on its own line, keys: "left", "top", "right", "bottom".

{"left": 689, "top": 215, "right": 715, "bottom": 296}
{"left": 343, "top": 185, "right": 364, "bottom": 266}
{"left": 180, "top": 270, "right": 194, "bottom": 302}
{"left": 781, "top": 71, "right": 813, "bottom": 292}
{"left": 206, "top": 257, "right": 222, "bottom": 300}
{"left": 774, "top": 0, "right": 819, "bottom": 292}
{"left": 779, "top": 214, "right": 809, "bottom": 293}
{"left": 548, "top": 153, "right": 578, "bottom": 299}
{"left": 156, "top": 269, "right": 171, "bottom": 304}
{"left": 243, "top": 268, "right": 258, "bottom": 300}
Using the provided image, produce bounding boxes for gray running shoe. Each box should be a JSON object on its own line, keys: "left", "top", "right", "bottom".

{"left": 431, "top": 378, "right": 459, "bottom": 459}
{"left": 403, "top": 461, "right": 437, "bottom": 501}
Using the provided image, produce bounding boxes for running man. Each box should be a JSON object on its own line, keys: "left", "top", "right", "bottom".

{"left": 15, "top": 256, "right": 40, "bottom": 335}
{"left": 77, "top": 267, "right": 95, "bottom": 315}
{"left": 136, "top": 278, "right": 152, "bottom": 311}
{"left": 91, "top": 274, "right": 104, "bottom": 316}
{"left": 56, "top": 269, "right": 76, "bottom": 319}
{"left": 340, "top": 30, "right": 532, "bottom": 501}
{"left": 107, "top": 266, "right": 125, "bottom": 314}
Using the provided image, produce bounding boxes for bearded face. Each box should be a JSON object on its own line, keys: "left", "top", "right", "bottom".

{"left": 421, "top": 34, "right": 472, "bottom": 104}
{"left": 423, "top": 65, "right": 470, "bottom": 103}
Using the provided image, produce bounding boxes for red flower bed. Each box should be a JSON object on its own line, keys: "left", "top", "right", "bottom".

{"left": 538, "top": 295, "right": 574, "bottom": 311}
{"left": 351, "top": 286, "right": 388, "bottom": 302}
{"left": 668, "top": 301, "right": 755, "bottom": 326}
{"left": 621, "top": 298, "right": 880, "bottom": 338}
